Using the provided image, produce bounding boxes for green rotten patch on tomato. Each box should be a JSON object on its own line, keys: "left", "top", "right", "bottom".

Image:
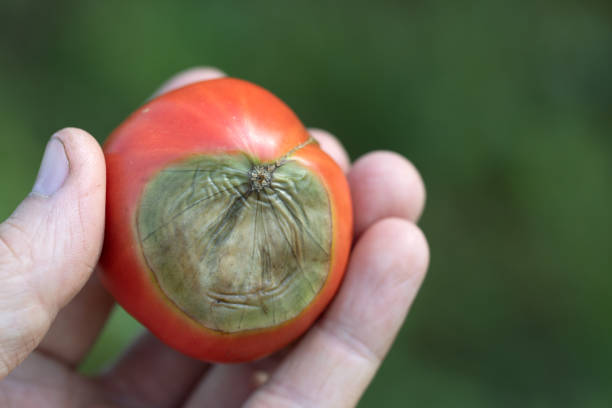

{"left": 99, "top": 78, "right": 353, "bottom": 362}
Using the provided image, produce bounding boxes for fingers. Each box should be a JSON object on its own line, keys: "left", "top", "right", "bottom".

{"left": 38, "top": 273, "right": 114, "bottom": 367}
{"left": 309, "top": 128, "right": 351, "bottom": 173}
{"left": 153, "top": 66, "right": 226, "bottom": 97}
{"left": 0, "top": 128, "right": 106, "bottom": 378}
{"left": 101, "top": 334, "right": 209, "bottom": 407}
{"left": 244, "top": 218, "right": 429, "bottom": 408}
{"left": 348, "top": 151, "right": 426, "bottom": 236}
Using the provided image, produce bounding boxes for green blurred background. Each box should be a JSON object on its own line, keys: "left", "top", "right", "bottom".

{"left": 1, "top": 0, "right": 611, "bottom": 406}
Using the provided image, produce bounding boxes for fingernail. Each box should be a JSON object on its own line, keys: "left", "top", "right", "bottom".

{"left": 32, "top": 136, "right": 70, "bottom": 196}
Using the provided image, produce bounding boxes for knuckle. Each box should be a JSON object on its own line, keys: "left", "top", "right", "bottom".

{"left": 318, "top": 317, "right": 382, "bottom": 364}
{"left": 0, "top": 220, "right": 33, "bottom": 271}
{"left": 0, "top": 353, "right": 9, "bottom": 379}
{"left": 0, "top": 235, "right": 20, "bottom": 266}
{"left": 248, "top": 382, "right": 310, "bottom": 408}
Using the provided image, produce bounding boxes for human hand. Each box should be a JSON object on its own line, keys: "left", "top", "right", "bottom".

{"left": 0, "top": 68, "right": 429, "bottom": 407}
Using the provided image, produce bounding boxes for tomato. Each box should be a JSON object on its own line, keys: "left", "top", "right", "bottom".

{"left": 99, "top": 78, "right": 353, "bottom": 362}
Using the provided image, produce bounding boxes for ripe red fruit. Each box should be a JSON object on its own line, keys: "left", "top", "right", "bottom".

{"left": 100, "top": 78, "right": 352, "bottom": 362}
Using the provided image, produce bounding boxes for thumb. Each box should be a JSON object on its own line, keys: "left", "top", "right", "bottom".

{"left": 0, "top": 127, "right": 105, "bottom": 378}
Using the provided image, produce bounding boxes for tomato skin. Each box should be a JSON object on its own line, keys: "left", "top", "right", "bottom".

{"left": 100, "top": 78, "right": 352, "bottom": 362}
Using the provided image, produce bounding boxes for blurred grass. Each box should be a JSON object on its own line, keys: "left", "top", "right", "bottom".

{"left": 1, "top": 0, "right": 611, "bottom": 406}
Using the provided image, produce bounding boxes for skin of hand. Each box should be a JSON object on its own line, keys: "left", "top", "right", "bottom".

{"left": 0, "top": 68, "right": 429, "bottom": 408}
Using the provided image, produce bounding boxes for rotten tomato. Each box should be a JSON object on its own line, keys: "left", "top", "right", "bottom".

{"left": 100, "top": 78, "right": 352, "bottom": 362}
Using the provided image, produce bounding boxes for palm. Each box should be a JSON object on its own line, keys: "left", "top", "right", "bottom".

{"left": 0, "top": 69, "right": 428, "bottom": 408}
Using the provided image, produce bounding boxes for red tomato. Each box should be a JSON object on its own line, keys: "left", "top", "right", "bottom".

{"left": 100, "top": 78, "right": 352, "bottom": 362}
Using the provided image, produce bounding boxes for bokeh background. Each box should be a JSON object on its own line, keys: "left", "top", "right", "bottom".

{"left": 1, "top": 0, "right": 611, "bottom": 406}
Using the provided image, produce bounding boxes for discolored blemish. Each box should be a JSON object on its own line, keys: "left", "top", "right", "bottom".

{"left": 137, "top": 144, "right": 332, "bottom": 333}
